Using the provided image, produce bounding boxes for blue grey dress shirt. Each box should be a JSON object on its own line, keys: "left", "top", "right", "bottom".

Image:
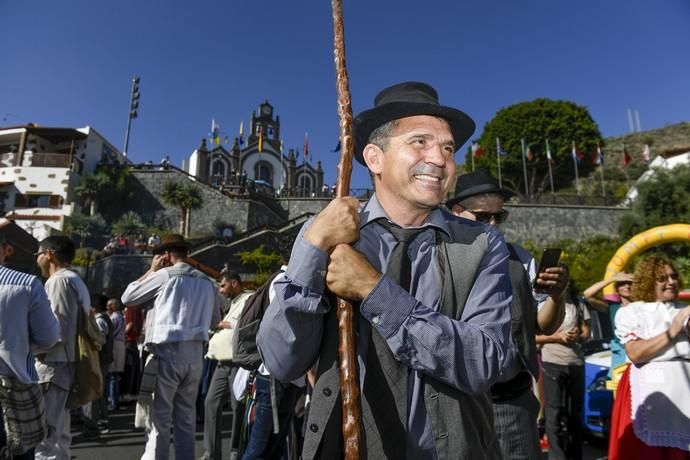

{"left": 258, "top": 195, "right": 512, "bottom": 457}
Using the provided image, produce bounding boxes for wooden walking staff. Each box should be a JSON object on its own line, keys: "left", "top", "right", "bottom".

{"left": 331, "top": 0, "right": 362, "bottom": 457}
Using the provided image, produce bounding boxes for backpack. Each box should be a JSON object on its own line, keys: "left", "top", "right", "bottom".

{"left": 66, "top": 293, "right": 105, "bottom": 410}
{"left": 232, "top": 270, "right": 283, "bottom": 371}
{"left": 96, "top": 311, "right": 114, "bottom": 366}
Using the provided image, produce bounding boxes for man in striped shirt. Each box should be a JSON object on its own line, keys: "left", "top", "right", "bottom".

{"left": 0, "top": 231, "right": 60, "bottom": 459}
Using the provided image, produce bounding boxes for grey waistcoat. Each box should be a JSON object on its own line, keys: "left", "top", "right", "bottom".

{"left": 302, "top": 221, "right": 502, "bottom": 460}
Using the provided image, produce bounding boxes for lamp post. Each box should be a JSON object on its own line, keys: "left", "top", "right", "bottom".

{"left": 123, "top": 76, "right": 141, "bottom": 157}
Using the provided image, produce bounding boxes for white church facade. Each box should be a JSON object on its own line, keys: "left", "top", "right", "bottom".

{"left": 184, "top": 101, "right": 324, "bottom": 196}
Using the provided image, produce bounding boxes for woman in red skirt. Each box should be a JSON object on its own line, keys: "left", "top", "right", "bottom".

{"left": 608, "top": 255, "right": 690, "bottom": 460}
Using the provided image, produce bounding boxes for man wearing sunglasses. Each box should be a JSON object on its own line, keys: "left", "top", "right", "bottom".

{"left": 448, "top": 169, "right": 569, "bottom": 460}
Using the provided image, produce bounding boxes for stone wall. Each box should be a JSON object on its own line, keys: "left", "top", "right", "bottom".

{"left": 275, "top": 198, "right": 630, "bottom": 246}
{"left": 277, "top": 197, "right": 331, "bottom": 220}
{"left": 501, "top": 204, "right": 629, "bottom": 245}
{"left": 129, "top": 169, "right": 286, "bottom": 235}
{"left": 192, "top": 219, "right": 308, "bottom": 280}
{"left": 87, "top": 254, "right": 152, "bottom": 297}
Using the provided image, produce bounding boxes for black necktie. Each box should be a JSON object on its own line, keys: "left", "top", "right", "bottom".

{"left": 380, "top": 221, "right": 426, "bottom": 292}
{"left": 361, "top": 221, "right": 426, "bottom": 456}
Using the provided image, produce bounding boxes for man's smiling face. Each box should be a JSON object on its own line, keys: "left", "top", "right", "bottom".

{"left": 371, "top": 115, "right": 456, "bottom": 215}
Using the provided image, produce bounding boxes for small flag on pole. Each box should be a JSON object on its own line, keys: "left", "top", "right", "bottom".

{"left": 571, "top": 142, "right": 584, "bottom": 162}
{"left": 546, "top": 141, "right": 555, "bottom": 165}
{"left": 280, "top": 139, "right": 284, "bottom": 154}
{"left": 594, "top": 144, "right": 604, "bottom": 165}
{"left": 211, "top": 119, "right": 221, "bottom": 146}
{"left": 526, "top": 145, "right": 534, "bottom": 161}
{"left": 471, "top": 140, "right": 484, "bottom": 158}
{"left": 258, "top": 125, "right": 263, "bottom": 153}
{"left": 239, "top": 121, "right": 244, "bottom": 145}
{"left": 622, "top": 144, "right": 632, "bottom": 167}
{"left": 303, "top": 132, "right": 309, "bottom": 160}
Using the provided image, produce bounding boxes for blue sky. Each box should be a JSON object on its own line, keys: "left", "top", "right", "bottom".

{"left": 2, "top": 0, "right": 689, "bottom": 189}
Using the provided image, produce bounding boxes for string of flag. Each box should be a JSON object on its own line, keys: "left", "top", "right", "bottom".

{"left": 467, "top": 139, "right": 651, "bottom": 166}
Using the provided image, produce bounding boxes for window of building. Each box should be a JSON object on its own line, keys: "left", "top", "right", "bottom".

{"left": 255, "top": 161, "right": 273, "bottom": 184}
{"left": 211, "top": 160, "right": 227, "bottom": 186}
{"left": 14, "top": 194, "right": 62, "bottom": 208}
{"left": 298, "top": 174, "right": 313, "bottom": 194}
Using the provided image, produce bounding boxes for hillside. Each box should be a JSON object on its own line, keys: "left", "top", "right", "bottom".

{"left": 602, "top": 121, "right": 690, "bottom": 177}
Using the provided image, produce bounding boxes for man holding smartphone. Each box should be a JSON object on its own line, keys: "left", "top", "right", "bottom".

{"left": 448, "top": 169, "right": 568, "bottom": 460}
{"left": 121, "top": 234, "right": 221, "bottom": 460}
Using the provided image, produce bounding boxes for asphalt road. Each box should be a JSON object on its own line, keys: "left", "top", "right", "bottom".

{"left": 70, "top": 400, "right": 233, "bottom": 460}
{"left": 69, "top": 400, "right": 607, "bottom": 459}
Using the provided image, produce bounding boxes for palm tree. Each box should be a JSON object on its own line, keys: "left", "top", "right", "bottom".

{"left": 74, "top": 173, "right": 110, "bottom": 215}
{"left": 112, "top": 211, "right": 146, "bottom": 238}
{"left": 63, "top": 214, "right": 107, "bottom": 247}
{"left": 160, "top": 181, "right": 203, "bottom": 237}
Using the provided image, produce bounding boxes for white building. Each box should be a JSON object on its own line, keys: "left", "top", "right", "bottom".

{"left": 0, "top": 124, "right": 126, "bottom": 240}
{"left": 623, "top": 150, "right": 690, "bottom": 205}
{"left": 184, "top": 101, "right": 324, "bottom": 196}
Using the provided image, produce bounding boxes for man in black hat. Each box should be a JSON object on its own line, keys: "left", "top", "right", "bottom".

{"left": 448, "top": 169, "right": 568, "bottom": 460}
{"left": 258, "top": 82, "right": 513, "bottom": 459}
{"left": 121, "top": 234, "right": 221, "bottom": 460}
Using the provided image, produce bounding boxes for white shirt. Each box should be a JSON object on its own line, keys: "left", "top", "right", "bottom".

{"left": 121, "top": 262, "right": 221, "bottom": 346}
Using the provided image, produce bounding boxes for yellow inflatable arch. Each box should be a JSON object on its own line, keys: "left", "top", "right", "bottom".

{"left": 603, "top": 224, "right": 690, "bottom": 296}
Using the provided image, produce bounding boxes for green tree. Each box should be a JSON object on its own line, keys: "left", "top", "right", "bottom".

{"left": 160, "top": 181, "right": 203, "bottom": 237}
{"left": 237, "top": 245, "right": 283, "bottom": 285}
{"left": 92, "top": 164, "right": 133, "bottom": 222}
{"left": 619, "top": 164, "right": 690, "bottom": 238}
{"left": 74, "top": 173, "right": 110, "bottom": 215}
{"left": 618, "top": 164, "right": 690, "bottom": 277}
{"left": 465, "top": 99, "right": 603, "bottom": 200}
{"left": 112, "top": 211, "right": 146, "bottom": 238}
{"left": 63, "top": 213, "right": 107, "bottom": 247}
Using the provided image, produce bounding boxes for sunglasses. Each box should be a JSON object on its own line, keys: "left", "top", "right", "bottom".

{"left": 655, "top": 272, "right": 679, "bottom": 283}
{"left": 34, "top": 249, "right": 52, "bottom": 257}
{"left": 467, "top": 209, "right": 509, "bottom": 224}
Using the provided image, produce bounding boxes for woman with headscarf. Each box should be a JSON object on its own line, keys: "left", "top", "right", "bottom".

{"left": 608, "top": 255, "right": 690, "bottom": 460}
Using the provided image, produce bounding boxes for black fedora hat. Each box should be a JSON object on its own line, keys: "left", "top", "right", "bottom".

{"left": 353, "top": 81, "right": 475, "bottom": 165}
{"left": 152, "top": 234, "right": 191, "bottom": 255}
{"left": 446, "top": 169, "right": 515, "bottom": 209}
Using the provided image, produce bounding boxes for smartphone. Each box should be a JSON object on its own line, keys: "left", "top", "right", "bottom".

{"left": 533, "top": 248, "right": 562, "bottom": 288}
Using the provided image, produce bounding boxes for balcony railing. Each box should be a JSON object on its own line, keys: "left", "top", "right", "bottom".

{"left": 27, "top": 152, "right": 73, "bottom": 168}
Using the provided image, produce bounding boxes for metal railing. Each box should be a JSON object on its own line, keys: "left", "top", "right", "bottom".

{"left": 27, "top": 152, "right": 72, "bottom": 168}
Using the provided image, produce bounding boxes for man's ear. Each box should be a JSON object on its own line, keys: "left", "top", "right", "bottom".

{"left": 451, "top": 203, "right": 464, "bottom": 217}
{"left": 363, "top": 144, "right": 384, "bottom": 175}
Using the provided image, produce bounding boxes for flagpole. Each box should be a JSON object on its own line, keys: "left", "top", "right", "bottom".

{"left": 471, "top": 147, "right": 475, "bottom": 171}
{"left": 598, "top": 144, "right": 606, "bottom": 202}
{"left": 546, "top": 139, "right": 555, "bottom": 199}
{"left": 521, "top": 139, "right": 529, "bottom": 199}
{"left": 280, "top": 142, "right": 285, "bottom": 195}
{"left": 496, "top": 137, "right": 502, "bottom": 188}
{"left": 572, "top": 141, "right": 580, "bottom": 196}
{"left": 622, "top": 142, "right": 630, "bottom": 189}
